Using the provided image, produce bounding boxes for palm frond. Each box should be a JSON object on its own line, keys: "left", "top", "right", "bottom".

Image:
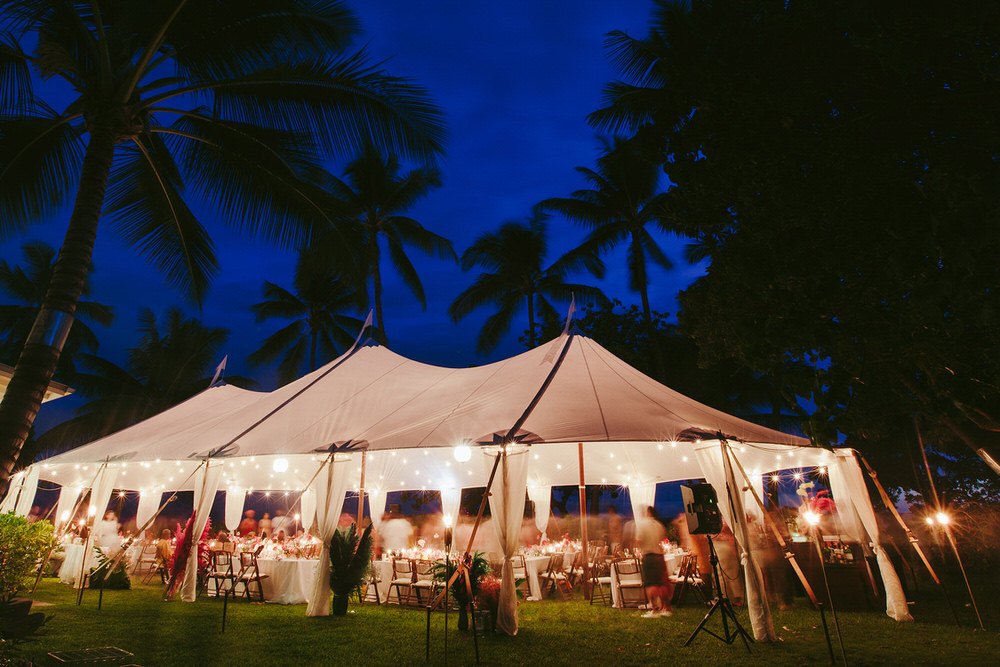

{"left": 104, "top": 135, "right": 218, "bottom": 304}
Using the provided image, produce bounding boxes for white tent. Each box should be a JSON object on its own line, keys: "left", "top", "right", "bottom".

{"left": 10, "top": 333, "right": 908, "bottom": 630}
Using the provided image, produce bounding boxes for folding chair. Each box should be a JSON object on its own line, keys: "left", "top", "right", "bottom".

{"left": 540, "top": 553, "right": 573, "bottom": 599}
{"left": 361, "top": 558, "right": 382, "bottom": 604}
{"left": 131, "top": 543, "right": 158, "bottom": 577}
{"left": 589, "top": 555, "right": 613, "bottom": 606}
{"left": 206, "top": 550, "right": 235, "bottom": 598}
{"left": 613, "top": 558, "right": 648, "bottom": 609}
{"left": 388, "top": 558, "right": 415, "bottom": 605}
{"left": 235, "top": 549, "right": 269, "bottom": 602}
{"left": 669, "top": 554, "right": 707, "bottom": 606}
{"left": 412, "top": 560, "right": 440, "bottom": 606}
{"left": 511, "top": 554, "right": 530, "bottom": 598}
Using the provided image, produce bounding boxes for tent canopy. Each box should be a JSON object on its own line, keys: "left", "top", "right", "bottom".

{"left": 35, "top": 334, "right": 817, "bottom": 493}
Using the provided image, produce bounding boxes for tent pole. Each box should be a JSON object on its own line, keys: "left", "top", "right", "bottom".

{"left": 357, "top": 447, "right": 367, "bottom": 528}
{"left": 577, "top": 442, "right": 590, "bottom": 600}
{"left": 727, "top": 447, "right": 821, "bottom": 606}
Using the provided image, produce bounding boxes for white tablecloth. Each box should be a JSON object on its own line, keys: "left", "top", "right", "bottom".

{"left": 610, "top": 553, "right": 682, "bottom": 608}
{"left": 257, "top": 558, "right": 322, "bottom": 604}
{"left": 522, "top": 552, "right": 575, "bottom": 601}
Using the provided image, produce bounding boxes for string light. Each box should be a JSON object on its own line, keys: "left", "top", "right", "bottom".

{"left": 771, "top": 474, "right": 780, "bottom": 483}
{"left": 935, "top": 512, "right": 950, "bottom": 526}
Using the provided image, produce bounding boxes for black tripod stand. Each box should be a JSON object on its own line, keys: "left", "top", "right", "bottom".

{"left": 684, "top": 535, "right": 753, "bottom": 654}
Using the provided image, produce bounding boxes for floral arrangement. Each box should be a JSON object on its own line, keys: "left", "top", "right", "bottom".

{"left": 165, "top": 514, "right": 211, "bottom": 600}
{"left": 475, "top": 574, "right": 502, "bottom": 614}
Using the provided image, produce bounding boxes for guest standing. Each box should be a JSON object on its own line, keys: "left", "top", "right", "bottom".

{"left": 237, "top": 509, "right": 258, "bottom": 536}
{"left": 636, "top": 506, "right": 673, "bottom": 618}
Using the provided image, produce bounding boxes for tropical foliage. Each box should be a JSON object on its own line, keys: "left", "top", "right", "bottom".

{"left": 591, "top": 0, "right": 1000, "bottom": 481}
{"left": 0, "top": 0, "right": 446, "bottom": 488}
{"left": 450, "top": 213, "right": 607, "bottom": 352}
{"left": 0, "top": 242, "right": 113, "bottom": 378}
{"left": 249, "top": 249, "right": 367, "bottom": 385}
{"left": 430, "top": 551, "right": 491, "bottom": 631}
{"left": 0, "top": 512, "right": 53, "bottom": 602}
{"left": 539, "top": 137, "right": 674, "bottom": 324}
{"left": 319, "top": 144, "right": 454, "bottom": 342}
{"left": 34, "top": 308, "right": 252, "bottom": 455}
{"left": 328, "top": 523, "right": 373, "bottom": 615}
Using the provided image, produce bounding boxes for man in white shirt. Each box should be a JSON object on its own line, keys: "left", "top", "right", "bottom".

{"left": 380, "top": 512, "right": 413, "bottom": 552}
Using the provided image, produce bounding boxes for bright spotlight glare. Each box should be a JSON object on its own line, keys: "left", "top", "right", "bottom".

{"left": 935, "top": 511, "right": 950, "bottom": 526}
{"left": 272, "top": 457, "right": 289, "bottom": 473}
{"left": 452, "top": 444, "right": 472, "bottom": 463}
{"left": 803, "top": 510, "right": 820, "bottom": 526}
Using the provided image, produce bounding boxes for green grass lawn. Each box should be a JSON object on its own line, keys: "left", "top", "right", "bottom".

{"left": 12, "top": 578, "right": 1000, "bottom": 666}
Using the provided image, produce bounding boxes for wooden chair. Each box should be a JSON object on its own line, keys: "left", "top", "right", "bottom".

{"left": 361, "top": 558, "right": 383, "bottom": 604}
{"left": 131, "top": 543, "right": 158, "bottom": 577}
{"left": 589, "top": 555, "right": 613, "bottom": 606}
{"left": 613, "top": 558, "right": 648, "bottom": 609}
{"left": 388, "top": 558, "right": 415, "bottom": 605}
{"left": 510, "top": 554, "right": 530, "bottom": 598}
{"left": 235, "top": 549, "right": 269, "bottom": 602}
{"left": 540, "top": 553, "right": 573, "bottom": 599}
{"left": 412, "top": 560, "right": 440, "bottom": 606}
{"left": 669, "top": 554, "right": 707, "bottom": 606}
{"left": 206, "top": 550, "right": 235, "bottom": 598}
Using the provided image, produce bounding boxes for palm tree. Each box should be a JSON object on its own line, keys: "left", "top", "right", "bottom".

{"left": 249, "top": 249, "right": 367, "bottom": 385}
{"left": 35, "top": 307, "right": 253, "bottom": 453}
{"left": 322, "top": 144, "right": 455, "bottom": 342}
{"left": 449, "top": 212, "right": 607, "bottom": 352}
{"left": 539, "top": 137, "right": 673, "bottom": 324}
{"left": 0, "top": 241, "right": 113, "bottom": 378}
{"left": 0, "top": 0, "right": 445, "bottom": 489}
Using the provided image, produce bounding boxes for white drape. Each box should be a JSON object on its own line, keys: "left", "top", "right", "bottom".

{"left": 181, "top": 462, "right": 223, "bottom": 602}
{"left": 367, "top": 487, "right": 385, "bottom": 530}
{"left": 440, "top": 487, "right": 461, "bottom": 528}
{"left": 299, "top": 488, "right": 317, "bottom": 534}
{"left": 0, "top": 470, "right": 24, "bottom": 513}
{"left": 485, "top": 448, "right": 528, "bottom": 636}
{"left": 14, "top": 465, "right": 40, "bottom": 517}
{"left": 526, "top": 483, "right": 551, "bottom": 537}
{"left": 135, "top": 491, "right": 161, "bottom": 534}
{"left": 628, "top": 483, "right": 656, "bottom": 523}
{"left": 224, "top": 489, "right": 246, "bottom": 532}
{"left": 78, "top": 465, "right": 120, "bottom": 588}
{"left": 54, "top": 485, "right": 82, "bottom": 531}
{"left": 827, "top": 458, "right": 863, "bottom": 543}
{"left": 832, "top": 450, "right": 912, "bottom": 621}
{"left": 695, "top": 442, "right": 776, "bottom": 642}
{"left": 306, "top": 456, "right": 351, "bottom": 616}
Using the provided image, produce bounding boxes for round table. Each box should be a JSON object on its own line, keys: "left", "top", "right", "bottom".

{"left": 522, "top": 551, "right": 576, "bottom": 601}
{"left": 58, "top": 543, "right": 86, "bottom": 585}
{"left": 256, "top": 558, "right": 322, "bottom": 604}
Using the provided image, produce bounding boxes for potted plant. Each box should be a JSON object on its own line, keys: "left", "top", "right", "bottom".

{"left": 0, "top": 513, "right": 53, "bottom": 647}
{"left": 329, "top": 524, "right": 373, "bottom": 616}
{"left": 430, "top": 552, "right": 490, "bottom": 632}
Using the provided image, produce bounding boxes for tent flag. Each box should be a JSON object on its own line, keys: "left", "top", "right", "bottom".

{"left": 209, "top": 355, "right": 228, "bottom": 387}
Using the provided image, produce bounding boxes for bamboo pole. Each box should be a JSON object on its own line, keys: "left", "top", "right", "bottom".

{"left": 578, "top": 442, "right": 590, "bottom": 600}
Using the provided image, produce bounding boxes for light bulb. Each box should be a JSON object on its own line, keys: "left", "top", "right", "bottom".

{"left": 452, "top": 445, "right": 472, "bottom": 462}
{"left": 803, "top": 510, "right": 820, "bottom": 526}
{"left": 272, "top": 458, "right": 289, "bottom": 473}
{"left": 935, "top": 512, "right": 950, "bottom": 526}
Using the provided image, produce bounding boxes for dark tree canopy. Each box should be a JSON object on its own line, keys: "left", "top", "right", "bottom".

{"left": 594, "top": 0, "right": 1000, "bottom": 491}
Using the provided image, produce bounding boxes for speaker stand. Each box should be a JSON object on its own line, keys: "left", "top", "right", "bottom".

{"left": 684, "top": 535, "right": 753, "bottom": 654}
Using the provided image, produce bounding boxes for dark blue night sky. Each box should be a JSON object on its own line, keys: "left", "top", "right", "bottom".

{"left": 2, "top": 1, "right": 709, "bottom": 432}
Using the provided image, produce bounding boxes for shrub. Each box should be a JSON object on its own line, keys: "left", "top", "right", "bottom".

{"left": 0, "top": 513, "right": 54, "bottom": 602}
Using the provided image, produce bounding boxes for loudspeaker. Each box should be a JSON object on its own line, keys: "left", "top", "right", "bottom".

{"left": 681, "top": 483, "right": 722, "bottom": 535}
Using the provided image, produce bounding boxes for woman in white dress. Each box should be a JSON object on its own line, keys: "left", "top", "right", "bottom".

{"left": 95, "top": 510, "right": 121, "bottom": 552}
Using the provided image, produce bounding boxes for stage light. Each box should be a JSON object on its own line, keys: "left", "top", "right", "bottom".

{"left": 452, "top": 444, "right": 472, "bottom": 462}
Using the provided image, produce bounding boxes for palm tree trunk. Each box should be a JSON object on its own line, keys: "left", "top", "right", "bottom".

{"left": 0, "top": 128, "right": 118, "bottom": 491}
{"left": 371, "top": 231, "right": 386, "bottom": 345}
{"left": 526, "top": 292, "right": 536, "bottom": 348}
{"left": 639, "top": 285, "right": 652, "bottom": 325}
